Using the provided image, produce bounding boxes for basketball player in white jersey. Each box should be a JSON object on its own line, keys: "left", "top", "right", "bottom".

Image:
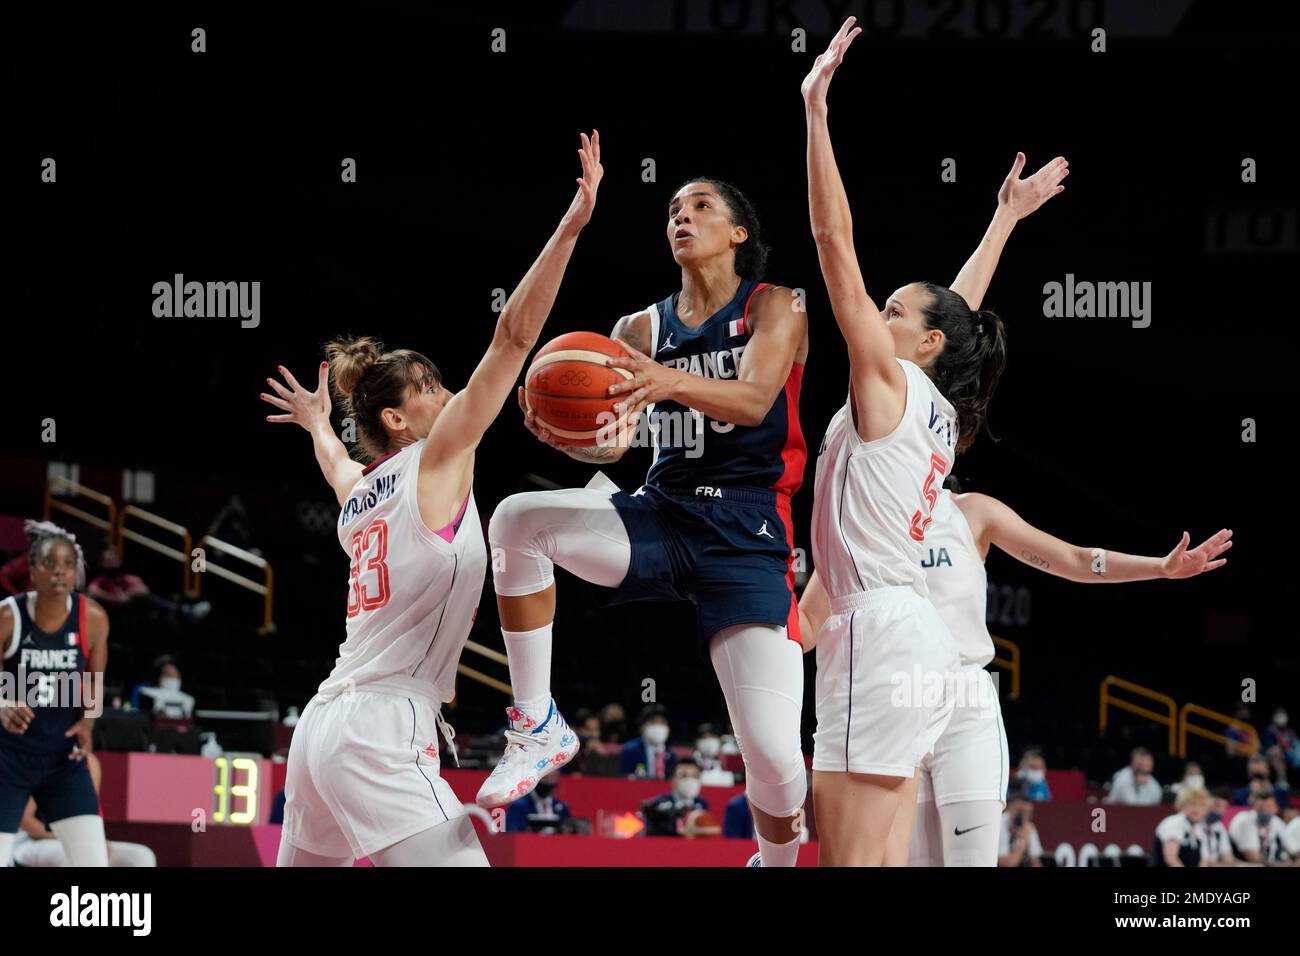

{"left": 800, "top": 503, "right": 1231, "bottom": 865}
{"left": 802, "top": 19, "right": 1015, "bottom": 865}
{"left": 262, "top": 131, "right": 603, "bottom": 866}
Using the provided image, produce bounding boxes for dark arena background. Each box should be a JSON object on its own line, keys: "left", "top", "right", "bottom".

{"left": 5, "top": 0, "right": 1297, "bottom": 936}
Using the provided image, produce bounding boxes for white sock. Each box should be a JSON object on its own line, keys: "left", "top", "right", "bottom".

{"left": 502, "top": 624, "right": 552, "bottom": 717}
{"left": 756, "top": 830, "right": 800, "bottom": 868}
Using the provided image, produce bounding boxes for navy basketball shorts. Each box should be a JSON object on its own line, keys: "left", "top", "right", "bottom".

{"left": 0, "top": 743, "right": 100, "bottom": 832}
{"left": 596, "top": 484, "right": 800, "bottom": 646}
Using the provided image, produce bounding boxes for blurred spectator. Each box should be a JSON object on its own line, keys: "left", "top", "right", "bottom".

{"left": 724, "top": 791, "right": 754, "bottom": 840}
{"left": 620, "top": 704, "right": 676, "bottom": 780}
{"left": 1262, "top": 707, "right": 1299, "bottom": 781}
{"left": 1105, "top": 747, "right": 1162, "bottom": 806}
{"left": 1168, "top": 761, "right": 1205, "bottom": 800}
{"left": 0, "top": 551, "right": 31, "bottom": 595}
{"left": 998, "top": 788, "right": 1043, "bottom": 867}
{"left": 132, "top": 654, "right": 196, "bottom": 719}
{"left": 559, "top": 708, "right": 604, "bottom": 774}
{"left": 599, "top": 702, "right": 627, "bottom": 745}
{"left": 1225, "top": 703, "right": 1256, "bottom": 758}
{"left": 1231, "top": 755, "right": 1292, "bottom": 809}
{"left": 1284, "top": 812, "right": 1300, "bottom": 864}
{"left": 11, "top": 752, "right": 156, "bottom": 866}
{"left": 505, "top": 776, "right": 572, "bottom": 834}
{"left": 1228, "top": 788, "right": 1288, "bottom": 864}
{"left": 1155, "top": 786, "right": 1237, "bottom": 867}
{"left": 693, "top": 722, "right": 735, "bottom": 785}
{"left": 640, "top": 758, "right": 708, "bottom": 837}
{"left": 1013, "top": 748, "right": 1051, "bottom": 802}
{"left": 88, "top": 547, "right": 210, "bottom": 623}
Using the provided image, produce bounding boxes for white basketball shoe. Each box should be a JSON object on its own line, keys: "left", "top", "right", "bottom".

{"left": 475, "top": 700, "right": 578, "bottom": 808}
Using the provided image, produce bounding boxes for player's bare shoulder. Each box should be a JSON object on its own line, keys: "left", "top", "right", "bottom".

{"left": 747, "top": 285, "right": 808, "bottom": 362}
{"left": 0, "top": 597, "right": 13, "bottom": 647}
{"left": 84, "top": 596, "right": 110, "bottom": 645}
{"left": 610, "top": 310, "right": 653, "bottom": 354}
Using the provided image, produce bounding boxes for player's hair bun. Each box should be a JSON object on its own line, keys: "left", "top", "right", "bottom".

{"left": 325, "top": 336, "right": 382, "bottom": 397}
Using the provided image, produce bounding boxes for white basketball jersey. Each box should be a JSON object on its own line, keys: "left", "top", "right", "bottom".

{"left": 811, "top": 359, "right": 958, "bottom": 600}
{"left": 318, "top": 441, "right": 487, "bottom": 704}
{"left": 922, "top": 490, "right": 994, "bottom": 668}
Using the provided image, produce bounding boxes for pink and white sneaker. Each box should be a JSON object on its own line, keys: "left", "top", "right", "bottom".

{"left": 475, "top": 700, "right": 577, "bottom": 808}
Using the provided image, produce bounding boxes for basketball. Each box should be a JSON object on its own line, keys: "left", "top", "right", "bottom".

{"left": 524, "top": 331, "right": 633, "bottom": 446}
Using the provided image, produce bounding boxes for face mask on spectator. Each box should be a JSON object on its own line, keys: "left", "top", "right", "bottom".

{"left": 696, "top": 737, "right": 720, "bottom": 758}
{"left": 1184, "top": 775, "right": 1205, "bottom": 789}
{"left": 1020, "top": 768, "right": 1044, "bottom": 784}
{"left": 1274, "top": 711, "right": 1288, "bottom": 728}
{"left": 1256, "top": 810, "right": 1273, "bottom": 825}
{"left": 674, "top": 777, "right": 701, "bottom": 801}
{"left": 160, "top": 676, "right": 182, "bottom": 692}
{"left": 644, "top": 723, "right": 669, "bottom": 746}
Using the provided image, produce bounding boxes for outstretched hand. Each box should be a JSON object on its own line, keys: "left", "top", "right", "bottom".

{"left": 998, "top": 153, "right": 1069, "bottom": 221}
{"left": 562, "top": 130, "right": 604, "bottom": 233}
{"left": 262, "top": 363, "right": 332, "bottom": 431}
{"left": 1161, "top": 529, "right": 1232, "bottom": 579}
{"left": 801, "top": 17, "right": 862, "bottom": 107}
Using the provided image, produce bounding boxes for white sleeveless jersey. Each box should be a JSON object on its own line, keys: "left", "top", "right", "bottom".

{"left": 921, "top": 490, "right": 994, "bottom": 668}
{"left": 318, "top": 441, "right": 487, "bottom": 704}
{"left": 811, "top": 359, "right": 958, "bottom": 600}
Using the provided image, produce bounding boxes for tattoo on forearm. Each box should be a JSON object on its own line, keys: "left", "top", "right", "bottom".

{"left": 1021, "top": 550, "right": 1050, "bottom": 570}
{"left": 1090, "top": 548, "right": 1107, "bottom": 576}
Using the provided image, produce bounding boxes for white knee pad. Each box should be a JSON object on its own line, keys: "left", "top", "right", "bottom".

{"left": 49, "top": 814, "right": 109, "bottom": 867}
{"left": 740, "top": 739, "right": 809, "bottom": 819}
{"left": 489, "top": 492, "right": 556, "bottom": 597}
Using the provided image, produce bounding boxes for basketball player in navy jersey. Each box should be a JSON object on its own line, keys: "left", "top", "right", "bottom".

{"left": 482, "top": 169, "right": 812, "bottom": 866}
{"left": 0, "top": 521, "right": 110, "bottom": 867}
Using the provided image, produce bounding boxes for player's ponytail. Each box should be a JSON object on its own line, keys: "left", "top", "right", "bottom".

{"left": 324, "top": 335, "right": 441, "bottom": 461}
{"left": 917, "top": 282, "right": 1008, "bottom": 455}
{"left": 24, "top": 519, "right": 86, "bottom": 588}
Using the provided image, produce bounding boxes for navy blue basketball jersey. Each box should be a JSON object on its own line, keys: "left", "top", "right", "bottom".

{"left": 1, "top": 592, "right": 89, "bottom": 754}
{"left": 641, "top": 279, "right": 806, "bottom": 500}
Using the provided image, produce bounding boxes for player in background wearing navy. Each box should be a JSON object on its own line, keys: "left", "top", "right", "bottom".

{"left": 264, "top": 131, "right": 602, "bottom": 866}
{"left": 0, "top": 520, "right": 110, "bottom": 867}
{"left": 482, "top": 164, "right": 811, "bottom": 867}
{"left": 802, "top": 19, "right": 1013, "bottom": 865}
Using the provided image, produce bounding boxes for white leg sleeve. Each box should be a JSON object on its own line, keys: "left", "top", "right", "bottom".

{"left": 369, "top": 815, "right": 489, "bottom": 867}
{"left": 488, "top": 489, "right": 631, "bottom": 597}
{"left": 709, "top": 624, "right": 807, "bottom": 819}
{"left": 0, "top": 833, "right": 15, "bottom": 868}
{"left": 907, "top": 788, "right": 944, "bottom": 867}
{"left": 108, "top": 841, "right": 157, "bottom": 867}
{"left": 49, "top": 814, "right": 109, "bottom": 867}
{"left": 276, "top": 839, "right": 354, "bottom": 867}
{"left": 938, "top": 800, "right": 1003, "bottom": 867}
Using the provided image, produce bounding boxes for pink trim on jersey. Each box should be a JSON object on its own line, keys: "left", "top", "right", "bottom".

{"left": 434, "top": 492, "right": 471, "bottom": 544}
{"left": 362, "top": 448, "right": 401, "bottom": 476}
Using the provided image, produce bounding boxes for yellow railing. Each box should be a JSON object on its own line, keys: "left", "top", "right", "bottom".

{"left": 115, "top": 505, "right": 192, "bottom": 596}
{"left": 44, "top": 475, "right": 116, "bottom": 538}
{"left": 193, "top": 535, "right": 274, "bottom": 634}
{"left": 990, "top": 635, "right": 1020, "bottom": 700}
{"left": 1179, "top": 702, "right": 1259, "bottom": 758}
{"left": 1100, "top": 676, "right": 1178, "bottom": 756}
{"left": 456, "top": 640, "right": 513, "bottom": 697}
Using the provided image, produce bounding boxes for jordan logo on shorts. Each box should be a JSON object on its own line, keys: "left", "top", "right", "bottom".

{"left": 755, "top": 521, "right": 774, "bottom": 539}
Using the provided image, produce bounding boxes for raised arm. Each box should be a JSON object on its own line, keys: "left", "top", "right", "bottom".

{"left": 802, "top": 19, "right": 907, "bottom": 427}
{"left": 422, "top": 131, "right": 604, "bottom": 470}
{"left": 958, "top": 493, "right": 1232, "bottom": 584}
{"left": 262, "top": 362, "right": 365, "bottom": 506}
{"left": 950, "top": 153, "right": 1069, "bottom": 310}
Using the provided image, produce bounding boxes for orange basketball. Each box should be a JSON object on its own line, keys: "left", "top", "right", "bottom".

{"left": 524, "top": 331, "right": 633, "bottom": 446}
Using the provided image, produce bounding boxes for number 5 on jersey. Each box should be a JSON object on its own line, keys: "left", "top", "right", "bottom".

{"left": 909, "top": 454, "right": 948, "bottom": 542}
{"left": 347, "top": 518, "right": 391, "bottom": 617}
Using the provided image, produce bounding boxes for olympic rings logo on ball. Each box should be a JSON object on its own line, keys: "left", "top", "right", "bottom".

{"left": 558, "top": 369, "right": 592, "bottom": 387}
